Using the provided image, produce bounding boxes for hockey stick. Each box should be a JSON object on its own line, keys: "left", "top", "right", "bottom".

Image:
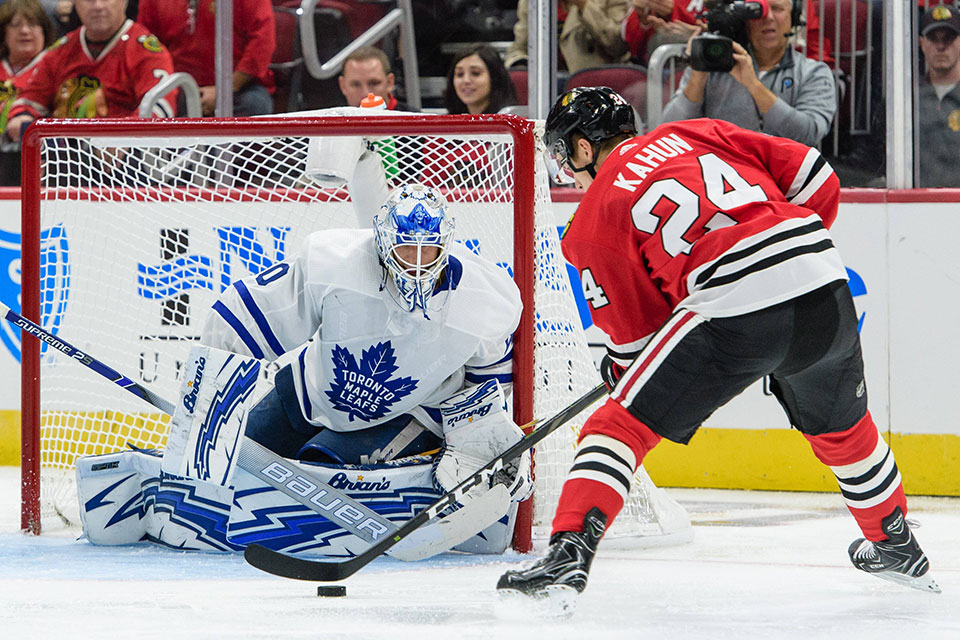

{"left": 238, "top": 437, "right": 511, "bottom": 561}
{"left": 2, "top": 301, "right": 175, "bottom": 413}
{"left": 243, "top": 381, "right": 608, "bottom": 582}
{"left": 4, "top": 300, "right": 509, "bottom": 560}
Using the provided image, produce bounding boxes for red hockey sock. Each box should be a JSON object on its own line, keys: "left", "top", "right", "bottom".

{"left": 804, "top": 411, "right": 907, "bottom": 541}
{"left": 551, "top": 401, "right": 662, "bottom": 535}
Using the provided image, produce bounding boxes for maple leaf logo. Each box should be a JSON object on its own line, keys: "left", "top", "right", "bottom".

{"left": 325, "top": 341, "right": 418, "bottom": 422}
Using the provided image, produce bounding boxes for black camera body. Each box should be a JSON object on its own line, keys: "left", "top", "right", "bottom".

{"left": 688, "top": 0, "right": 768, "bottom": 73}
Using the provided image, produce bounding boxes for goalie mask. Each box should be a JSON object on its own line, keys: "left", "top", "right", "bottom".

{"left": 375, "top": 183, "right": 455, "bottom": 314}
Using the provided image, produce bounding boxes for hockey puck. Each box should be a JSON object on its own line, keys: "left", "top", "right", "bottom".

{"left": 317, "top": 585, "right": 347, "bottom": 598}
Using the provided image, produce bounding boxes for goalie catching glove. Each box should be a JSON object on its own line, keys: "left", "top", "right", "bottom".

{"left": 432, "top": 379, "right": 533, "bottom": 503}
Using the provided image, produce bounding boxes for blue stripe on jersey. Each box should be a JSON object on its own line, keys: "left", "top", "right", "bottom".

{"left": 297, "top": 347, "right": 313, "bottom": 420}
{"left": 212, "top": 301, "right": 265, "bottom": 359}
{"left": 234, "top": 279, "right": 285, "bottom": 358}
{"left": 465, "top": 371, "right": 513, "bottom": 384}
{"left": 433, "top": 255, "right": 463, "bottom": 293}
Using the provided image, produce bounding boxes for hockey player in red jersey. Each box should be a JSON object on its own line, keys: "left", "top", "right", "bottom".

{"left": 497, "top": 87, "right": 939, "bottom": 610}
{"left": 4, "top": 0, "right": 175, "bottom": 143}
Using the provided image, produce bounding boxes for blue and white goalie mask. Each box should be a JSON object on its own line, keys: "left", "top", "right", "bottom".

{"left": 375, "top": 183, "right": 455, "bottom": 314}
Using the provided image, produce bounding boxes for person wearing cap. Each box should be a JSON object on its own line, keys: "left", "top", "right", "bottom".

{"left": 917, "top": 4, "right": 960, "bottom": 187}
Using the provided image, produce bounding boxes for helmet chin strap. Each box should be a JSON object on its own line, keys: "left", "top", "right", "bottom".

{"left": 567, "top": 141, "right": 598, "bottom": 179}
{"left": 569, "top": 159, "right": 597, "bottom": 179}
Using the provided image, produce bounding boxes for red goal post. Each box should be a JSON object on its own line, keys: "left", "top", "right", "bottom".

{"left": 19, "top": 116, "right": 535, "bottom": 544}
{"left": 19, "top": 114, "right": 688, "bottom": 550}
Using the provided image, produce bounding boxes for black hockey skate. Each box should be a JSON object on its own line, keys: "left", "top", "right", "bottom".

{"left": 848, "top": 506, "right": 940, "bottom": 593}
{"left": 496, "top": 508, "right": 607, "bottom": 615}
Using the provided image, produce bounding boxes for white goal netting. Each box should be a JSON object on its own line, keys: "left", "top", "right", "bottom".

{"left": 19, "top": 113, "right": 689, "bottom": 545}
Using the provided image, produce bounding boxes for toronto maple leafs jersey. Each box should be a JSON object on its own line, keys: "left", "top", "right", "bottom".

{"left": 201, "top": 229, "right": 521, "bottom": 433}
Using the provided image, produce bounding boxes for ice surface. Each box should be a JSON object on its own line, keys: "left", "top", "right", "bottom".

{"left": 1, "top": 467, "right": 957, "bottom": 639}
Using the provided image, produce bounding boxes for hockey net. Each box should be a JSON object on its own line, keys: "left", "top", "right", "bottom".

{"left": 19, "top": 113, "right": 690, "bottom": 548}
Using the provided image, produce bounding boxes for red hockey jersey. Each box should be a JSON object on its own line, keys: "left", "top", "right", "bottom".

{"left": 9, "top": 20, "right": 176, "bottom": 120}
{"left": 561, "top": 118, "right": 845, "bottom": 364}
{"left": 137, "top": 0, "right": 275, "bottom": 92}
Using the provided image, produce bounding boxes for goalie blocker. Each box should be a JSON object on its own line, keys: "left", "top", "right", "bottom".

{"left": 76, "top": 346, "right": 527, "bottom": 557}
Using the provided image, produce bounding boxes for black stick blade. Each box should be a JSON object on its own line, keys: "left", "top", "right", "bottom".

{"left": 244, "top": 544, "right": 360, "bottom": 582}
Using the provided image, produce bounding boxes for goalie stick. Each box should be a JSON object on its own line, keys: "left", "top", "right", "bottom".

{"left": 243, "top": 381, "right": 608, "bottom": 582}
{"left": 2, "top": 301, "right": 175, "bottom": 413}
{"left": 0, "top": 302, "right": 510, "bottom": 562}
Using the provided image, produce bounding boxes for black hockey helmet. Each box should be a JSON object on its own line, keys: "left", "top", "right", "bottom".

{"left": 544, "top": 86, "right": 637, "bottom": 169}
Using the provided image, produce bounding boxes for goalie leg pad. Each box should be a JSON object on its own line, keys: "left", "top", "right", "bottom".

{"left": 162, "top": 345, "right": 261, "bottom": 486}
{"left": 78, "top": 448, "right": 239, "bottom": 551}
{"left": 453, "top": 501, "right": 519, "bottom": 555}
{"left": 77, "top": 449, "right": 160, "bottom": 545}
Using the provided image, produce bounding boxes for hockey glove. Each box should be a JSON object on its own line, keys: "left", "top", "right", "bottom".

{"left": 432, "top": 380, "right": 533, "bottom": 504}
{"left": 600, "top": 353, "right": 627, "bottom": 392}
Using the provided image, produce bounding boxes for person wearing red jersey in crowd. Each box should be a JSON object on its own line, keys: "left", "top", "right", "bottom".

{"left": 4, "top": 0, "right": 176, "bottom": 143}
{"left": 0, "top": 0, "right": 55, "bottom": 82}
{"left": 137, "top": 0, "right": 275, "bottom": 116}
{"left": 496, "top": 87, "right": 939, "bottom": 611}
{"left": 0, "top": 0, "right": 55, "bottom": 131}
{"left": 621, "top": 0, "right": 701, "bottom": 65}
{"left": 0, "top": 0, "right": 56, "bottom": 185}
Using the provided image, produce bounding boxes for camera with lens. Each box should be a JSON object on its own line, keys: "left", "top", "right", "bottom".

{"left": 688, "top": 0, "right": 768, "bottom": 73}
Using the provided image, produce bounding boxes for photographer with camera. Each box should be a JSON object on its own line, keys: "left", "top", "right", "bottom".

{"left": 661, "top": 0, "right": 835, "bottom": 147}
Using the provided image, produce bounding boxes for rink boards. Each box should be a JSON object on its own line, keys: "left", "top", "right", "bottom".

{"left": 1, "top": 189, "right": 959, "bottom": 495}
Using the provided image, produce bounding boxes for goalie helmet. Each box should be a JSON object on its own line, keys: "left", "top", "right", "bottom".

{"left": 374, "top": 183, "right": 455, "bottom": 314}
{"left": 544, "top": 86, "right": 637, "bottom": 175}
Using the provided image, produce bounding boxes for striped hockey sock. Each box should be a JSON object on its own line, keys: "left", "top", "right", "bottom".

{"left": 551, "top": 404, "right": 663, "bottom": 536}
{"left": 552, "top": 434, "right": 637, "bottom": 535}
{"left": 805, "top": 411, "right": 907, "bottom": 541}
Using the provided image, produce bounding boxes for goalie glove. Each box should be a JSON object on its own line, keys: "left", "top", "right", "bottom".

{"left": 600, "top": 353, "right": 627, "bottom": 392}
{"left": 432, "top": 380, "right": 533, "bottom": 503}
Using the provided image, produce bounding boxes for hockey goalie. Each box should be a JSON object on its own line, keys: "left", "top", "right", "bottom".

{"left": 74, "top": 181, "right": 533, "bottom": 559}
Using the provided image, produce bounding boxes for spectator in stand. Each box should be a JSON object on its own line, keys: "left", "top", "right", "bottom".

{"left": 917, "top": 4, "right": 960, "bottom": 187}
{"left": 427, "top": 45, "right": 516, "bottom": 189}
{"left": 797, "top": 0, "right": 833, "bottom": 65}
{"left": 622, "top": 0, "right": 701, "bottom": 66}
{"left": 35, "top": 1, "right": 69, "bottom": 36}
{"left": 338, "top": 46, "right": 409, "bottom": 110}
{"left": 624, "top": 1, "right": 831, "bottom": 67}
{"left": 0, "top": 0, "right": 56, "bottom": 185}
{"left": 444, "top": 43, "right": 517, "bottom": 115}
{"left": 137, "top": 0, "right": 275, "bottom": 117}
{"left": 4, "top": 0, "right": 176, "bottom": 144}
{"left": 505, "top": 0, "right": 630, "bottom": 73}
{"left": 42, "top": 0, "right": 139, "bottom": 38}
{"left": 661, "top": 0, "right": 835, "bottom": 146}
{"left": 0, "top": 0, "right": 55, "bottom": 83}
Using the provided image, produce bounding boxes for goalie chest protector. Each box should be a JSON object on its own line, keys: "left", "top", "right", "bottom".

{"left": 210, "top": 229, "right": 522, "bottom": 433}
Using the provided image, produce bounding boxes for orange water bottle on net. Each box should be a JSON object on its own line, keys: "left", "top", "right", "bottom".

{"left": 360, "top": 92, "right": 399, "bottom": 181}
